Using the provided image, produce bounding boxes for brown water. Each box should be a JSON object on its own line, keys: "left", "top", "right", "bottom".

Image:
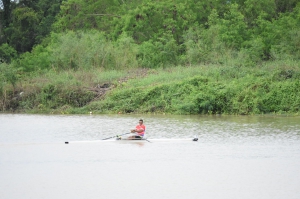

{"left": 0, "top": 114, "right": 300, "bottom": 199}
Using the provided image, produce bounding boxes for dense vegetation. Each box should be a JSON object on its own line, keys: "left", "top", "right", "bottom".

{"left": 0, "top": 0, "right": 300, "bottom": 114}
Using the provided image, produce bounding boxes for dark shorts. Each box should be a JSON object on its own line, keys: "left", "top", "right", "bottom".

{"left": 133, "top": 136, "right": 143, "bottom": 140}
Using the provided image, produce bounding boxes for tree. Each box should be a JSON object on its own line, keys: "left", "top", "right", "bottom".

{"left": 1, "top": 0, "right": 11, "bottom": 27}
{"left": 241, "top": 0, "right": 276, "bottom": 27}
{"left": 34, "top": 0, "right": 62, "bottom": 43}
{"left": 0, "top": 0, "right": 11, "bottom": 44}
{"left": 275, "top": 0, "right": 300, "bottom": 13}
{"left": 216, "top": 3, "right": 248, "bottom": 49}
{"left": 53, "top": 0, "right": 121, "bottom": 33}
{"left": 5, "top": 6, "right": 39, "bottom": 53}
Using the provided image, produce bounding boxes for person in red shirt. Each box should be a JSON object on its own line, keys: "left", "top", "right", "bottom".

{"left": 129, "top": 119, "right": 146, "bottom": 139}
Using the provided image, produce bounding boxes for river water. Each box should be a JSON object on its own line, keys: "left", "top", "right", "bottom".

{"left": 0, "top": 114, "right": 300, "bottom": 199}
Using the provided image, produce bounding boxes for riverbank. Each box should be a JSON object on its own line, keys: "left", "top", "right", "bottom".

{"left": 1, "top": 61, "right": 300, "bottom": 115}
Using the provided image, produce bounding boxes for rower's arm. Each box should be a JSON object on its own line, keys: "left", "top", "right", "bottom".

{"left": 136, "top": 129, "right": 143, "bottom": 133}
{"left": 131, "top": 128, "right": 144, "bottom": 133}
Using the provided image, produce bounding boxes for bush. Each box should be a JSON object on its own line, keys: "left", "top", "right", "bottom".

{"left": 0, "top": 44, "right": 17, "bottom": 64}
{"left": 0, "top": 63, "right": 18, "bottom": 89}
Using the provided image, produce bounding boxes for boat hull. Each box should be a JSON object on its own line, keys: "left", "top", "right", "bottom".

{"left": 65, "top": 137, "right": 198, "bottom": 144}
{"left": 64, "top": 133, "right": 198, "bottom": 144}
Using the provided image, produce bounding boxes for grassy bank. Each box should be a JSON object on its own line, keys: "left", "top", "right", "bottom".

{"left": 1, "top": 61, "right": 299, "bottom": 115}
{"left": 84, "top": 61, "right": 300, "bottom": 115}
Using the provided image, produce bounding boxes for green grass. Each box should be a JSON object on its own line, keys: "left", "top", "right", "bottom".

{"left": 84, "top": 61, "right": 300, "bottom": 115}
{"left": 1, "top": 60, "right": 300, "bottom": 115}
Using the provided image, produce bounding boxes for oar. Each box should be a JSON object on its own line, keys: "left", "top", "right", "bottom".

{"left": 102, "top": 132, "right": 131, "bottom": 140}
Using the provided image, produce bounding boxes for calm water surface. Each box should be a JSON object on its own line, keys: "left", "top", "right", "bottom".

{"left": 0, "top": 114, "right": 300, "bottom": 199}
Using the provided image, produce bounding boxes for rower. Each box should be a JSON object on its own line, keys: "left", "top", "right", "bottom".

{"left": 128, "top": 119, "right": 146, "bottom": 140}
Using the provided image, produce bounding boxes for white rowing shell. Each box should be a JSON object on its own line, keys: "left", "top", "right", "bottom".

{"left": 65, "top": 138, "right": 198, "bottom": 144}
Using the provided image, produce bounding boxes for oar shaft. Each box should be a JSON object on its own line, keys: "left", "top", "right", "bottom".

{"left": 102, "top": 132, "right": 130, "bottom": 140}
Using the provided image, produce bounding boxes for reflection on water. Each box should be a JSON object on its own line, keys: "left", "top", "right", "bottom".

{"left": 0, "top": 114, "right": 300, "bottom": 199}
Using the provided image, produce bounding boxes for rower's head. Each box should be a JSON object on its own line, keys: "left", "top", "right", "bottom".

{"left": 139, "top": 119, "right": 143, "bottom": 124}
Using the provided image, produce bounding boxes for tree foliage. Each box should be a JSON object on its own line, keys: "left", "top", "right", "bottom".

{"left": 0, "top": 0, "right": 299, "bottom": 70}
{"left": 0, "top": 0, "right": 62, "bottom": 53}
